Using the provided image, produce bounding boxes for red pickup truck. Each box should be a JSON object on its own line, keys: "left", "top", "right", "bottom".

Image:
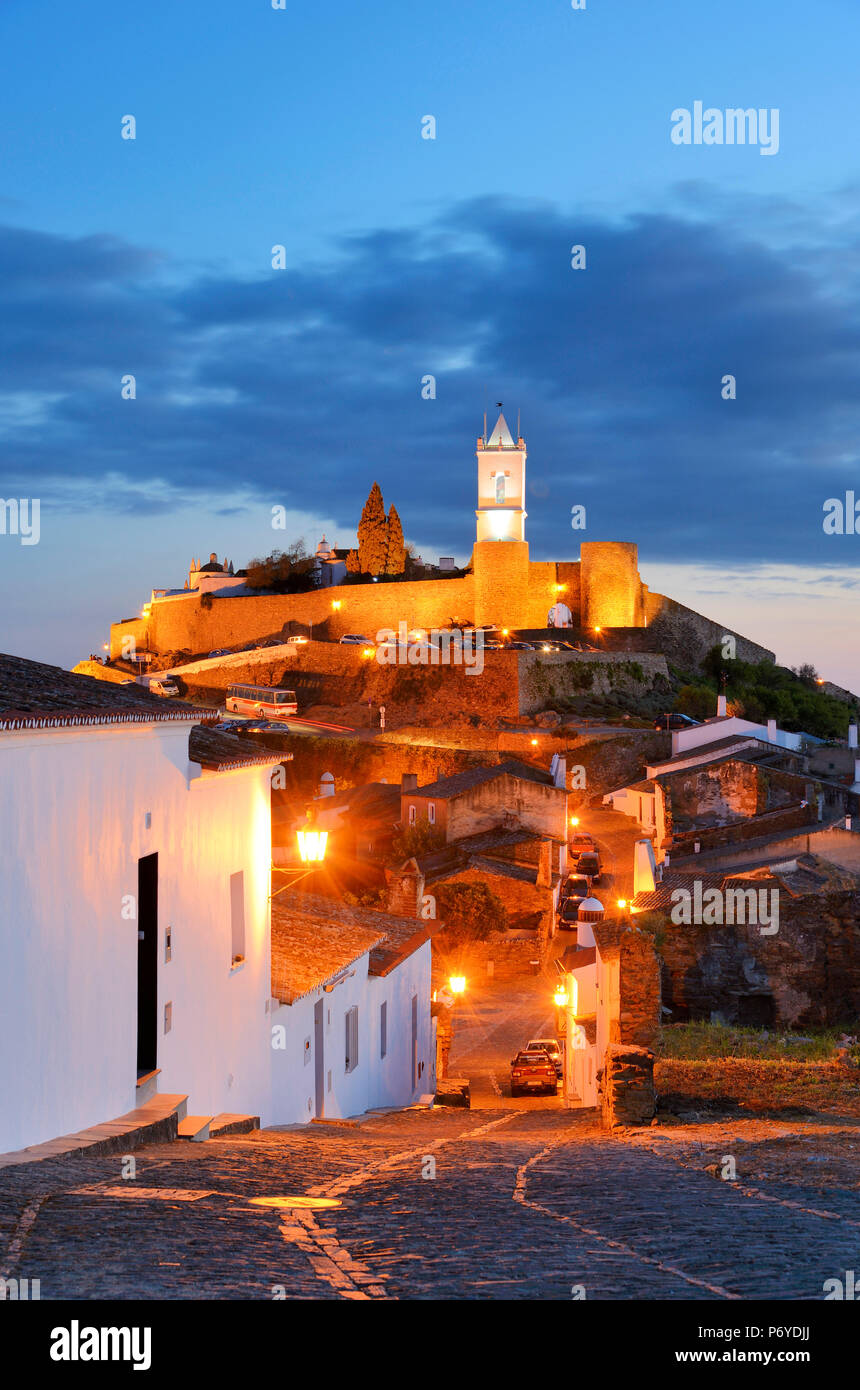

{"left": 510, "top": 1049, "right": 558, "bottom": 1097}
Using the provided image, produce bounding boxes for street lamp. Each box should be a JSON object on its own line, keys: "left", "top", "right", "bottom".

{"left": 448, "top": 975, "right": 466, "bottom": 996}
{"left": 616, "top": 898, "right": 627, "bottom": 911}
{"left": 570, "top": 815, "right": 580, "bottom": 828}
{"left": 553, "top": 986, "right": 569, "bottom": 1008}
{"left": 296, "top": 828, "right": 328, "bottom": 863}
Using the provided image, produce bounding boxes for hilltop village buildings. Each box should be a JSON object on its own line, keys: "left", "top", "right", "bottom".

{"left": 4, "top": 411, "right": 860, "bottom": 1156}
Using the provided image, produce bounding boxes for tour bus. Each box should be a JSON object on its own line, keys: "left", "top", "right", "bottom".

{"left": 225, "top": 684, "right": 298, "bottom": 718}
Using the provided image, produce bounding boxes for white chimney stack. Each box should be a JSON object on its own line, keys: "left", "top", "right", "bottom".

{"left": 766, "top": 718, "right": 777, "bottom": 743}
{"left": 849, "top": 723, "right": 858, "bottom": 750}
{"left": 853, "top": 760, "right": 860, "bottom": 792}
{"left": 717, "top": 694, "right": 727, "bottom": 717}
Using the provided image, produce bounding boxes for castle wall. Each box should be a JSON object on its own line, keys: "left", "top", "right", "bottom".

{"left": 642, "top": 593, "right": 775, "bottom": 668}
{"left": 112, "top": 576, "right": 477, "bottom": 660}
{"left": 580, "top": 542, "right": 644, "bottom": 629}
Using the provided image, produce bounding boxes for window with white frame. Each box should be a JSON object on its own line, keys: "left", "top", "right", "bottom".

{"left": 428, "top": 802, "right": 436, "bottom": 825}
{"left": 408, "top": 804, "right": 416, "bottom": 826}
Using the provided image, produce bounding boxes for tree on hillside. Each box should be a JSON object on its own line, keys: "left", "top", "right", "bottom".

{"left": 245, "top": 542, "right": 316, "bottom": 592}
{"left": 357, "top": 482, "right": 389, "bottom": 575}
{"left": 385, "top": 504, "right": 406, "bottom": 575}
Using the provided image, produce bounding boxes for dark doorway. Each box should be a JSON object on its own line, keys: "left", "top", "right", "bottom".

{"left": 737, "top": 994, "right": 776, "bottom": 1027}
{"left": 313, "top": 999, "right": 325, "bottom": 1118}
{"left": 137, "top": 853, "right": 159, "bottom": 1077}
{"left": 411, "top": 994, "right": 418, "bottom": 1092}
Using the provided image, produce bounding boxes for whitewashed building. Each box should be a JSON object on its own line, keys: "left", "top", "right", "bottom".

{"left": 0, "top": 654, "right": 437, "bottom": 1155}
{"left": 269, "top": 892, "right": 435, "bottom": 1124}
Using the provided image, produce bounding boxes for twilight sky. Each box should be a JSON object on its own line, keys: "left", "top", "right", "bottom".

{"left": 1, "top": 0, "right": 859, "bottom": 688}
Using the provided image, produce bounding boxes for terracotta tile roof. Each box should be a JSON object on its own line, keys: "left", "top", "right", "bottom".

{"left": 270, "top": 891, "right": 435, "bottom": 1003}
{"left": 0, "top": 652, "right": 208, "bottom": 728}
{"left": 412, "top": 759, "right": 553, "bottom": 799}
{"left": 188, "top": 726, "right": 292, "bottom": 772}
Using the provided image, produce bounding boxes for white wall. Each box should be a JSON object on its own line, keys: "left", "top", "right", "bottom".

{"left": 269, "top": 940, "right": 434, "bottom": 1125}
{"left": 0, "top": 722, "right": 272, "bottom": 1152}
{"left": 672, "top": 717, "right": 802, "bottom": 758}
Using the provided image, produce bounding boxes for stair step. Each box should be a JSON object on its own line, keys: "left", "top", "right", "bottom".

{"left": 0, "top": 1094, "right": 188, "bottom": 1169}
{"left": 209, "top": 1113, "right": 260, "bottom": 1137}
{"left": 177, "top": 1115, "right": 212, "bottom": 1142}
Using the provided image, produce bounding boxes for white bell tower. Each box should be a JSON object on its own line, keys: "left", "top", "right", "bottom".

{"left": 475, "top": 408, "right": 527, "bottom": 543}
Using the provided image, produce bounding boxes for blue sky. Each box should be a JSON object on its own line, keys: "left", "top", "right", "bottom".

{"left": 2, "top": 0, "right": 860, "bottom": 687}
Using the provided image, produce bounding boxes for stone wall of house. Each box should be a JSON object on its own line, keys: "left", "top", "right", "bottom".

{"left": 663, "top": 762, "right": 810, "bottom": 832}
{"left": 600, "top": 1044, "right": 656, "bottom": 1127}
{"left": 432, "top": 928, "right": 547, "bottom": 985}
{"left": 670, "top": 802, "right": 816, "bottom": 857}
{"left": 431, "top": 862, "right": 554, "bottom": 933}
{"left": 617, "top": 929, "right": 662, "bottom": 1051}
{"left": 441, "top": 773, "right": 567, "bottom": 843}
{"left": 658, "top": 889, "right": 860, "bottom": 1027}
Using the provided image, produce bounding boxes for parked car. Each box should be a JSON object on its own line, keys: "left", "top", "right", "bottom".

{"left": 558, "top": 875, "right": 590, "bottom": 927}
{"left": 574, "top": 849, "right": 602, "bottom": 884}
{"left": 524, "top": 1038, "right": 563, "bottom": 1079}
{"left": 507, "top": 640, "right": 534, "bottom": 650}
{"left": 654, "top": 712, "right": 701, "bottom": 731}
{"left": 286, "top": 635, "right": 309, "bottom": 645}
{"left": 482, "top": 639, "right": 506, "bottom": 651}
{"left": 569, "top": 831, "right": 595, "bottom": 852}
{"left": 207, "top": 648, "right": 232, "bottom": 658}
{"left": 510, "top": 1048, "right": 557, "bottom": 1096}
{"left": 339, "top": 634, "right": 371, "bottom": 645}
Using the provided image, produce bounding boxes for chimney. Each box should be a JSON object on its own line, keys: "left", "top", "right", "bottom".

{"left": 537, "top": 839, "right": 553, "bottom": 888}
{"left": 387, "top": 858, "right": 425, "bottom": 918}
{"left": 671, "top": 730, "right": 682, "bottom": 756}
{"left": 401, "top": 772, "right": 418, "bottom": 794}
{"left": 717, "top": 694, "right": 727, "bottom": 717}
{"left": 766, "top": 718, "right": 777, "bottom": 743}
{"left": 633, "top": 839, "right": 657, "bottom": 896}
{"left": 849, "top": 723, "right": 858, "bottom": 750}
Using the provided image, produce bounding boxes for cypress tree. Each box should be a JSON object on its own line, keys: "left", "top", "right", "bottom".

{"left": 358, "top": 481, "right": 388, "bottom": 574}
{"left": 385, "top": 504, "right": 406, "bottom": 574}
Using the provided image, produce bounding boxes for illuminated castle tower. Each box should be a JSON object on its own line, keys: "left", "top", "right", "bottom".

{"left": 475, "top": 409, "right": 527, "bottom": 542}
{"left": 472, "top": 408, "right": 531, "bottom": 626}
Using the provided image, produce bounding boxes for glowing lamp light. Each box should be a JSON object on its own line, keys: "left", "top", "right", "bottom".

{"left": 332, "top": 600, "right": 342, "bottom": 611}
{"left": 297, "top": 829, "right": 328, "bottom": 863}
{"left": 102, "top": 643, "right": 109, "bottom": 651}
{"left": 361, "top": 647, "right": 375, "bottom": 658}
{"left": 448, "top": 975, "right": 466, "bottom": 996}
{"left": 594, "top": 626, "right": 602, "bottom": 633}
{"left": 570, "top": 816, "right": 580, "bottom": 828}
{"left": 501, "top": 628, "right": 509, "bottom": 637}
{"left": 488, "top": 509, "right": 514, "bottom": 539}
{"left": 554, "top": 986, "right": 570, "bottom": 1008}
{"left": 617, "top": 899, "right": 628, "bottom": 911}
{"left": 530, "top": 738, "right": 538, "bottom": 746}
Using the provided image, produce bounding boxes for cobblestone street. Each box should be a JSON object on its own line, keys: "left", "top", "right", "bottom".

{"left": 3, "top": 1097, "right": 859, "bottom": 1300}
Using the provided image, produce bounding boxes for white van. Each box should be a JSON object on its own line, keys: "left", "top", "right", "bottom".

{"left": 136, "top": 675, "right": 180, "bottom": 698}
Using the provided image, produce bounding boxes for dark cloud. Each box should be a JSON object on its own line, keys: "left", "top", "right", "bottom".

{"left": 2, "top": 194, "right": 860, "bottom": 567}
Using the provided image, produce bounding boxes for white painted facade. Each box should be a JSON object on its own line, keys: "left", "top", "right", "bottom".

{"left": 0, "top": 718, "right": 273, "bottom": 1153}
{"left": 669, "top": 716, "right": 803, "bottom": 760}
{"left": 269, "top": 940, "right": 433, "bottom": 1126}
